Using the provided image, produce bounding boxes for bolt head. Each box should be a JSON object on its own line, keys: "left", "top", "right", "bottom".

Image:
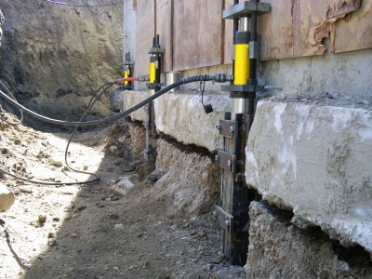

{"left": 225, "top": 220, "right": 230, "bottom": 227}
{"left": 227, "top": 160, "right": 232, "bottom": 167}
{"left": 229, "top": 126, "right": 234, "bottom": 133}
{"left": 215, "top": 155, "right": 219, "bottom": 161}
{"left": 216, "top": 124, "right": 222, "bottom": 130}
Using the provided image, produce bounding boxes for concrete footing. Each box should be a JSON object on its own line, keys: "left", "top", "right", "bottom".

{"left": 245, "top": 101, "right": 372, "bottom": 253}
{"left": 123, "top": 90, "right": 229, "bottom": 152}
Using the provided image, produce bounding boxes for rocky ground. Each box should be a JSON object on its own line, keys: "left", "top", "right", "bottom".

{"left": 0, "top": 104, "right": 246, "bottom": 279}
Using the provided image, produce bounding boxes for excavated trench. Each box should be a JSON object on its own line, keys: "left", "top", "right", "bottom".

{"left": 2, "top": 1, "right": 372, "bottom": 278}
{"left": 0, "top": 2, "right": 245, "bottom": 278}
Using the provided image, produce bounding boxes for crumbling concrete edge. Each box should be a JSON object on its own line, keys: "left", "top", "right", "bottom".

{"left": 123, "top": 90, "right": 230, "bottom": 153}
{"left": 245, "top": 100, "right": 372, "bottom": 254}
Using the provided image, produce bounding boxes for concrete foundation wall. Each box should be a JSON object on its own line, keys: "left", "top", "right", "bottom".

{"left": 245, "top": 101, "right": 372, "bottom": 252}
{"left": 121, "top": 41, "right": 372, "bottom": 276}
{"left": 124, "top": 90, "right": 230, "bottom": 152}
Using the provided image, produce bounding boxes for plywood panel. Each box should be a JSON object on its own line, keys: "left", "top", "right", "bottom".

{"left": 223, "top": 0, "right": 235, "bottom": 64}
{"left": 259, "top": 0, "right": 293, "bottom": 60}
{"left": 173, "top": 0, "right": 223, "bottom": 71}
{"left": 334, "top": 0, "right": 372, "bottom": 53}
{"left": 134, "top": 0, "right": 155, "bottom": 78}
{"left": 156, "top": 0, "right": 173, "bottom": 72}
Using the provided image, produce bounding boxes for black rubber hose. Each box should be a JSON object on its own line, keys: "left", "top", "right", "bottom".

{"left": 0, "top": 75, "right": 213, "bottom": 127}
{"left": 63, "top": 82, "right": 117, "bottom": 183}
{"left": 0, "top": 81, "right": 24, "bottom": 125}
{"left": 0, "top": 82, "right": 117, "bottom": 186}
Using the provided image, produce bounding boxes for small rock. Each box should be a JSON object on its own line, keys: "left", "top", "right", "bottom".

{"left": 75, "top": 205, "right": 86, "bottom": 212}
{"left": 147, "top": 169, "right": 167, "bottom": 183}
{"left": 83, "top": 165, "right": 88, "bottom": 170}
{"left": 197, "top": 230, "right": 207, "bottom": 238}
{"left": 114, "top": 224, "right": 123, "bottom": 229}
{"left": 47, "top": 239, "right": 56, "bottom": 247}
{"left": 201, "top": 172, "right": 209, "bottom": 182}
{"left": 38, "top": 215, "right": 47, "bottom": 224}
{"left": 189, "top": 229, "right": 197, "bottom": 235}
{"left": 108, "top": 213, "right": 119, "bottom": 219}
{"left": 117, "top": 136, "right": 126, "bottom": 144}
{"left": 109, "top": 146, "right": 120, "bottom": 156}
{"left": 109, "top": 178, "right": 134, "bottom": 197}
{"left": 71, "top": 233, "right": 77, "bottom": 238}
{"left": 19, "top": 187, "right": 33, "bottom": 194}
{"left": 48, "top": 232, "right": 55, "bottom": 238}
{"left": 0, "top": 183, "right": 15, "bottom": 212}
{"left": 137, "top": 233, "right": 143, "bottom": 238}
{"left": 49, "top": 158, "right": 63, "bottom": 167}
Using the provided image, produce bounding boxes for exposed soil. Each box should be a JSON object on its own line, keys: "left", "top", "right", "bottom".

{"left": 0, "top": 1, "right": 246, "bottom": 278}
{"left": 0, "top": 106, "right": 245, "bottom": 279}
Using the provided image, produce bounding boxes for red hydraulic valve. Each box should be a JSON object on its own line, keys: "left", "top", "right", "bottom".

{"left": 117, "top": 77, "right": 138, "bottom": 83}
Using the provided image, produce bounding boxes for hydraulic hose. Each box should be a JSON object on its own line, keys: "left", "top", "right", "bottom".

{"left": 0, "top": 81, "right": 24, "bottom": 125}
{"left": 63, "top": 82, "right": 117, "bottom": 184}
{"left": 0, "top": 74, "right": 230, "bottom": 186}
{"left": 0, "top": 74, "right": 226, "bottom": 127}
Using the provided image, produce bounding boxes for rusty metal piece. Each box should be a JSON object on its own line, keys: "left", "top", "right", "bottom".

{"left": 217, "top": 150, "right": 237, "bottom": 172}
{"left": 215, "top": 205, "right": 234, "bottom": 233}
{"left": 218, "top": 120, "right": 239, "bottom": 139}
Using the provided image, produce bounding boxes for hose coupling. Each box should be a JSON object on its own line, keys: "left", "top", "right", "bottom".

{"left": 138, "top": 76, "right": 150, "bottom": 82}
{"left": 213, "top": 74, "right": 233, "bottom": 83}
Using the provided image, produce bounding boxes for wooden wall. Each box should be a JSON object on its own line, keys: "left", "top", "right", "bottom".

{"left": 129, "top": 0, "right": 372, "bottom": 76}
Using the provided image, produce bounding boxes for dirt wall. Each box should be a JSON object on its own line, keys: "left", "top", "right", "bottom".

{"left": 0, "top": 0, "right": 123, "bottom": 124}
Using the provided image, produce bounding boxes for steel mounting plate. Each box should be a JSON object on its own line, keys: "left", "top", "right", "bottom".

{"left": 215, "top": 205, "right": 234, "bottom": 233}
{"left": 223, "top": 1, "right": 271, "bottom": 19}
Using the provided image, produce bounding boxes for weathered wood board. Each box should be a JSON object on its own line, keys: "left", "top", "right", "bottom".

{"left": 134, "top": 0, "right": 155, "bottom": 78}
{"left": 223, "top": 0, "right": 235, "bottom": 64}
{"left": 292, "top": 0, "right": 361, "bottom": 57}
{"left": 156, "top": 0, "right": 173, "bottom": 72}
{"left": 173, "top": 0, "right": 224, "bottom": 71}
{"left": 258, "top": 0, "right": 365, "bottom": 60}
{"left": 334, "top": 0, "right": 372, "bottom": 53}
{"left": 123, "top": 0, "right": 137, "bottom": 64}
{"left": 259, "top": 0, "right": 293, "bottom": 60}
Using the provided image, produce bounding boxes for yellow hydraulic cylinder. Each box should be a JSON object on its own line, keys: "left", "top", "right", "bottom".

{"left": 124, "top": 70, "right": 129, "bottom": 85}
{"left": 149, "top": 61, "right": 156, "bottom": 83}
{"left": 233, "top": 44, "right": 250, "bottom": 85}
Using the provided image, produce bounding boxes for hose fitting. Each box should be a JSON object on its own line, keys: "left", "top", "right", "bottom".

{"left": 213, "top": 74, "right": 233, "bottom": 83}
{"left": 138, "top": 76, "right": 150, "bottom": 82}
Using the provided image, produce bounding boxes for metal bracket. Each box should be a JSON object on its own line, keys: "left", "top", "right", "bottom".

{"left": 121, "top": 85, "right": 133, "bottom": 90}
{"left": 223, "top": 1, "right": 271, "bottom": 19}
{"left": 214, "top": 205, "right": 234, "bottom": 233}
{"left": 249, "top": 41, "right": 259, "bottom": 59}
{"left": 122, "top": 60, "right": 134, "bottom": 65}
{"left": 216, "top": 150, "right": 237, "bottom": 173}
{"left": 146, "top": 82, "right": 164, "bottom": 89}
{"left": 221, "top": 84, "right": 266, "bottom": 93}
{"left": 147, "top": 47, "right": 166, "bottom": 54}
{"left": 216, "top": 120, "right": 239, "bottom": 139}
